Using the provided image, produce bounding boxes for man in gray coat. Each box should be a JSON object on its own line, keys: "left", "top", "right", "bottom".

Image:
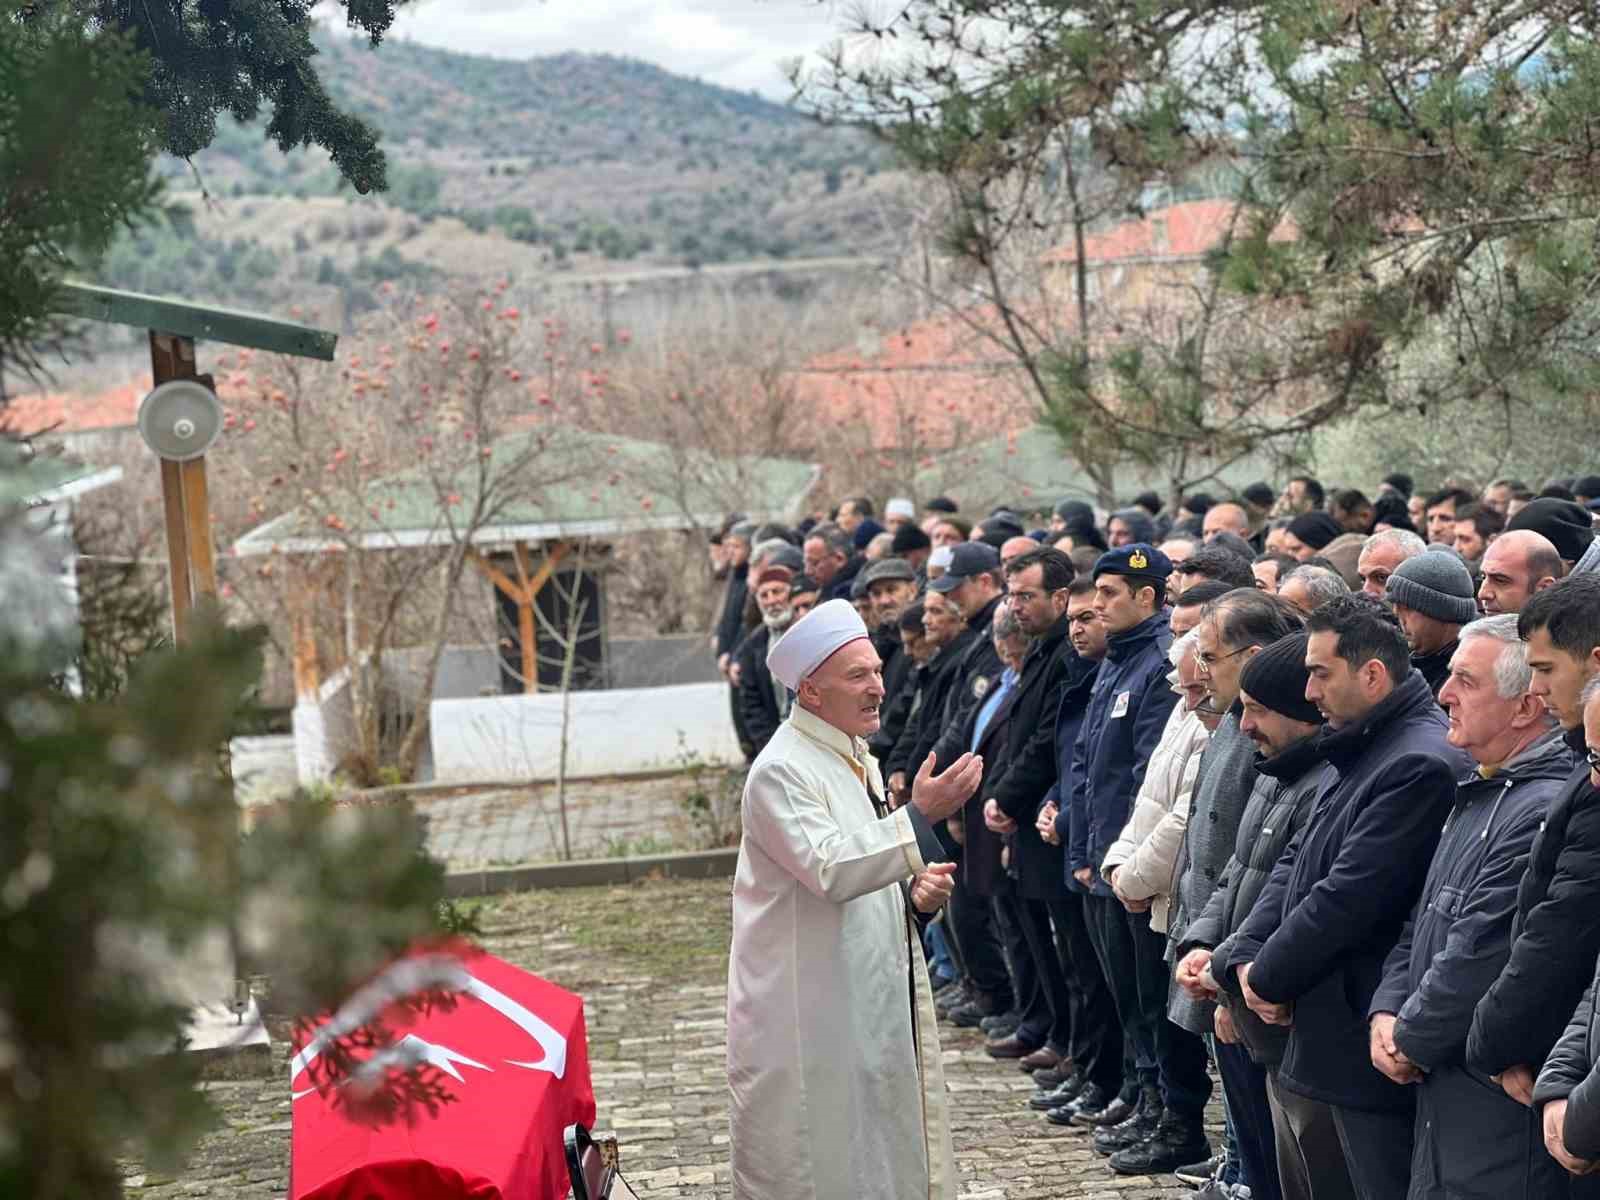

{"left": 1370, "top": 615, "right": 1573, "bottom": 1199}
{"left": 1178, "top": 632, "right": 1345, "bottom": 1200}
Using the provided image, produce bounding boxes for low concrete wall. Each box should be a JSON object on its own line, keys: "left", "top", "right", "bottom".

{"left": 444, "top": 847, "right": 738, "bottom": 896}
{"left": 430, "top": 680, "right": 739, "bottom": 782}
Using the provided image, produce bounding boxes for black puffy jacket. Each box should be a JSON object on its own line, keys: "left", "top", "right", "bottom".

{"left": 1195, "top": 732, "right": 1329, "bottom": 1069}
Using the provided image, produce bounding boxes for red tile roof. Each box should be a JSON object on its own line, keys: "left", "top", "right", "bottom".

{"left": 1, "top": 381, "right": 148, "bottom": 435}
{"left": 1042, "top": 198, "right": 1296, "bottom": 265}
{"left": 789, "top": 306, "right": 1038, "bottom": 451}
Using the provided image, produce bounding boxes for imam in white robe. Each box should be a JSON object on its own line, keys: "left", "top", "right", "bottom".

{"left": 726, "top": 703, "right": 957, "bottom": 1200}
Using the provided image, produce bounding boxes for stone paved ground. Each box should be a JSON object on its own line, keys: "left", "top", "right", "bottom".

{"left": 129, "top": 877, "right": 1206, "bottom": 1199}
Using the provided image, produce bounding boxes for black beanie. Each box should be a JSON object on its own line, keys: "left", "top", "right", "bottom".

{"left": 891, "top": 523, "right": 931, "bottom": 554}
{"left": 1507, "top": 498, "right": 1595, "bottom": 563}
{"left": 1287, "top": 510, "right": 1342, "bottom": 551}
{"left": 1239, "top": 632, "right": 1323, "bottom": 725}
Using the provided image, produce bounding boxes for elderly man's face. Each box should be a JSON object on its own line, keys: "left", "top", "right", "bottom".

{"left": 755, "top": 579, "right": 793, "bottom": 624}
{"left": 1176, "top": 646, "right": 1209, "bottom": 714}
{"left": 1438, "top": 636, "right": 1524, "bottom": 763}
{"left": 1196, "top": 612, "right": 1258, "bottom": 713}
{"left": 921, "top": 591, "right": 962, "bottom": 648}
{"left": 799, "top": 638, "right": 885, "bottom": 738}
{"left": 1203, "top": 504, "right": 1249, "bottom": 542}
{"left": 868, "top": 578, "right": 917, "bottom": 628}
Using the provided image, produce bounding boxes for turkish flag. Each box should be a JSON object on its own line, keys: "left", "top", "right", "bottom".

{"left": 290, "top": 943, "right": 596, "bottom": 1200}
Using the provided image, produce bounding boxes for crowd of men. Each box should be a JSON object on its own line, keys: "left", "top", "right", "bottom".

{"left": 708, "top": 471, "right": 1600, "bottom": 1200}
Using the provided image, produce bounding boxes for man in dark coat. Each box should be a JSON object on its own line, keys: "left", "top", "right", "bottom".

{"left": 1534, "top": 723, "right": 1600, "bottom": 1185}
{"left": 1370, "top": 614, "right": 1572, "bottom": 1200}
{"left": 861, "top": 557, "right": 919, "bottom": 752}
{"left": 977, "top": 549, "right": 1079, "bottom": 1069}
{"left": 734, "top": 564, "right": 797, "bottom": 754}
{"left": 1468, "top": 573, "right": 1600, "bottom": 1197}
{"left": 716, "top": 522, "right": 755, "bottom": 756}
{"left": 1225, "top": 594, "right": 1470, "bottom": 1199}
{"left": 1032, "top": 579, "right": 1126, "bottom": 1124}
{"left": 1067, "top": 545, "right": 1211, "bottom": 1166}
{"left": 1384, "top": 550, "right": 1478, "bottom": 699}
{"left": 1179, "top": 632, "right": 1341, "bottom": 1200}
{"left": 868, "top": 601, "right": 929, "bottom": 765}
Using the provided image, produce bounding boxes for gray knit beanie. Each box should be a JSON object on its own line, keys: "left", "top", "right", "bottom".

{"left": 1384, "top": 550, "right": 1477, "bottom": 624}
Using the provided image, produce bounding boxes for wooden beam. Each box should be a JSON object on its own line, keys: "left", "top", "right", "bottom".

{"left": 512, "top": 539, "right": 534, "bottom": 593}
{"left": 518, "top": 601, "right": 537, "bottom": 694}
{"left": 180, "top": 458, "right": 217, "bottom": 601}
{"left": 159, "top": 458, "right": 194, "bottom": 641}
{"left": 59, "top": 282, "right": 338, "bottom": 361}
{"left": 464, "top": 546, "right": 527, "bottom": 603}
{"left": 524, "top": 539, "right": 570, "bottom": 602}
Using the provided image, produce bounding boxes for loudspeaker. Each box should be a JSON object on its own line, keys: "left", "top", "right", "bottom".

{"left": 138, "top": 379, "right": 224, "bottom": 461}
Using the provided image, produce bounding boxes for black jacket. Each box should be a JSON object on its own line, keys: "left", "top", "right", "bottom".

{"left": 1048, "top": 653, "right": 1102, "bottom": 894}
{"left": 1469, "top": 726, "right": 1600, "bottom": 1080}
{"left": 1372, "top": 731, "right": 1574, "bottom": 1200}
{"left": 823, "top": 554, "right": 866, "bottom": 604}
{"left": 1412, "top": 638, "right": 1459, "bottom": 699}
{"left": 869, "top": 637, "right": 918, "bottom": 763}
{"left": 1535, "top": 953, "right": 1600, "bottom": 1171}
{"left": 1225, "top": 669, "right": 1471, "bottom": 1112}
{"left": 986, "top": 615, "right": 1075, "bottom": 900}
{"left": 930, "top": 595, "right": 1006, "bottom": 771}
{"left": 886, "top": 626, "right": 977, "bottom": 779}
{"left": 715, "top": 562, "right": 748, "bottom": 658}
{"left": 734, "top": 624, "right": 783, "bottom": 753}
{"left": 1199, "top": 732, "right": 1330, "bottom": 1069}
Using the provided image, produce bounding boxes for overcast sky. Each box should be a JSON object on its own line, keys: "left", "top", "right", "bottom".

{"left": 380, "top": 0, "right": 849, "bottom": 100}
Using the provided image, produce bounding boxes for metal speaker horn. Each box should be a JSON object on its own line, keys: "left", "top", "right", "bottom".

{"left": 138, "top": 379, "right": 224, "bottom": 462}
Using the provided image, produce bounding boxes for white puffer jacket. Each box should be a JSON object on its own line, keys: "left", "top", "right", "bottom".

{"left": 1100, "top": 697, "right": 1212, "bottom": 933}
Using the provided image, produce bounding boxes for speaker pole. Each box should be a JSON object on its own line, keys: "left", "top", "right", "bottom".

{"left": 148, "top": 331, "right": 218, "bottom": 643}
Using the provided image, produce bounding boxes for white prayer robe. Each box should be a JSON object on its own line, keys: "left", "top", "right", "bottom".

{"left": 726, "top": 704, "right": 957, "bottom": 1200}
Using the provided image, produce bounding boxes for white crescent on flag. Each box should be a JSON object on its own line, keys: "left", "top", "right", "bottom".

{"left": 290, "top": 953, "right": 569, "bottom": 1101}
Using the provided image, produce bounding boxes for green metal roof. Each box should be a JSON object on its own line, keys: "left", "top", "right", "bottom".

{"left": 233, "top": 426, "right": 820, "bottom": 556}
{"left": 914, "top": 424, "right": 1283, "bottom": 513}
{"left": 0, "top": 441, "right": 122, "bottom": 509}
{"left": 54, "top": 282, "right": 338, "bottom": 361}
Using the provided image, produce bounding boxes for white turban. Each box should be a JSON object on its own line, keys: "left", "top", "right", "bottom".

{"left": 766, "top": 598, "right": 870, "bottom": 690}
{"left": 928, "top": 545, "right": 955, "bottom": 571}
{"left": 885, "top": 497, "right": 916, "bottom": 520}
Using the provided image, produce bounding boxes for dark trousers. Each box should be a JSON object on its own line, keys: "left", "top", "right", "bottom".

{"left": 1267, "top": 1072, "right": 1355, "bottom": 1200}
{"left": 1331, "top": 1103, "right": 1413, "bottom": 1200}
{"left": 947, "top": 876, "right": 1011, "bottom": 1007}
{"left": 1217, "top": 1039, "right": 1282, "bottom": 1200}
{"left": 993, "top": 890, "right": 1047, "bottom": 1044}
{"left": 1048, "top": 895, "right": 1123, "bottom": 1093}
{"left": 1017, "top": 897, "right": 1073, "bottom": 1053}
{"left": 1084, "top": 893, "right": 1212, "bottom": 1117}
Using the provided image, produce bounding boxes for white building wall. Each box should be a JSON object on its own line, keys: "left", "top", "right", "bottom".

{"left": 430, "top": 681, "right": 740, "bottom": 782}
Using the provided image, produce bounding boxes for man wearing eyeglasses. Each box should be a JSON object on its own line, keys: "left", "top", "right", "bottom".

{"left": 1469, "top": 573, "right": 1600, "bottom": 1198}
{"left": 1157, "top": 591, "right": 1305, "bottom": 1186}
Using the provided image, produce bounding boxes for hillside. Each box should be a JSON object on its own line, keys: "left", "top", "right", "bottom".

{"left": 88, "top": 28, "right": 910, "bottom": 323}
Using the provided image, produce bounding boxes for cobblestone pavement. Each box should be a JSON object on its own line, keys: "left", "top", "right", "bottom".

{"left": 409, "top": 767, "right": 742, "bottom": 870}
{"left": 131, "top": 877, "right": 1206, "bottom": 1199}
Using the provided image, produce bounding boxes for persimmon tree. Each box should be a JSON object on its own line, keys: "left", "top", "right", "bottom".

{"left": 221, "top": 288, "right": 598, "bottom": 780}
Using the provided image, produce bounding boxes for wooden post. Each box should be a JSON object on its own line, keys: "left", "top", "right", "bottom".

{"left": 149, "top": 331, "right": 218, "bottom": 643}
